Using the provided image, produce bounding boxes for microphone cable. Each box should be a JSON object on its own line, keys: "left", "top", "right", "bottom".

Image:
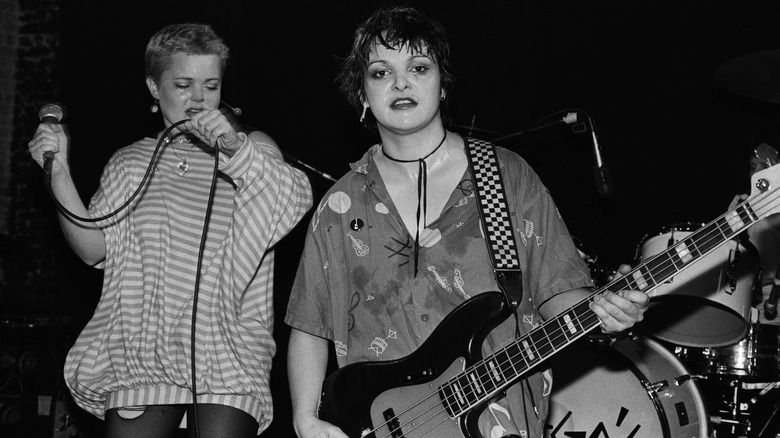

{"left": 41, "top": 118, "right": 220, "bottom": 437}
{"left": 43, "top": 119, "right": 188, "bottom": 223}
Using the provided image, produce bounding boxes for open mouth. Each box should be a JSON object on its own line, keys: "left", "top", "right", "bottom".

{"left": 391, "top": 98, "right": 417, "bottom": 109}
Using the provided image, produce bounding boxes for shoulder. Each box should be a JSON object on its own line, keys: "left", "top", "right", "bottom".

{"left": 244, "top": 130, "right": 285, "bottom": 159}
{"left": 246, "top": 130, "right": 277, "bottom": 147}
{"left": 108, "top": 137, "right": 157, "bottom": 165}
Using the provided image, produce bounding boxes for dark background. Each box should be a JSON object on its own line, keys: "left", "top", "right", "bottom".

{"left": 10, "top": 0, "right": 780, "bottom": 436}
{"left": 58, "top": 0, "right": 780, "bottom": 269}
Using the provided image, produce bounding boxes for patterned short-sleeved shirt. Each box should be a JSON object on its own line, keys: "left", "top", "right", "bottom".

{"left": 285, "top": 138, "right": 593, "bottom": 438}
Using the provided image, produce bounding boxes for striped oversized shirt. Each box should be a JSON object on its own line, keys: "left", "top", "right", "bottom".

{"left": 64, "top": 132, "right": 312, "bottom": 432}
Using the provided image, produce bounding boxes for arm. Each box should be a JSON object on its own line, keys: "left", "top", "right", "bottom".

{"left": 288, "top": 328, "right": 348, "bottom": 438}
{"left": 27, "top": 123, "right": 106, "bottom": 266}
{"left": 538, "top": 265, "right": 649, "bottom": 333}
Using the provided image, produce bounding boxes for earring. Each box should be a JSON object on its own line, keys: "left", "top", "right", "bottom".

{"left": 150, "top": 99, "right": 159, "bottom": 113}
{"left": 440, "top": 90, "right": 446, "bottom": 101}
{"left": 360, "top": 102, "right": 369, "bottom": 123}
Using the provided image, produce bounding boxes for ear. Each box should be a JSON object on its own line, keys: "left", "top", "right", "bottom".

{"left": 146, "top": 77, "right": 159, "bottom": 99}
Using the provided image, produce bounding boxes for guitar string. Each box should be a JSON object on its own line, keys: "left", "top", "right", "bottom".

{"left": 446, "top": 185, "right": 779, "bottom": 407}
{"left": 369, "top": 186, "right": 778, "bottom": 437}
{"left": 361, "top": 184, "right": 780, "bottom": 437}
{"left": 432, "top": 186, "right": 780, "bottom": 435}
{"left": 437, "top": 185, "right": 780, "bottom": 415}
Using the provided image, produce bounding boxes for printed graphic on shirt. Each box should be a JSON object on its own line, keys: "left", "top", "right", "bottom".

{"left": 427, "top": 266, "right": 453, "bottom": 293}
{"left": 453, "top": 269, "right": 469, "bottom": 299}
{"left": 419, "top": 228, "right": 442, "bottom": 247}
{"left": 457, "top": 178, "right": 474, "bottom": 197}
{"left": 334, "top": 340, "right": 347, "bottom": 357}
{"left": 542, "top": 369, "right": 553, "bottom": 396}
{"left": 310, "top": 198, "right": 330, "bottom": 232}
{"left": 384, "top": 235, "right": 412, "bottom": 267}
{"left": 376, "top": 202, "right": 389, "bottom": 214}
{"left": 369, "top": 329, "right": 397, "bottom": 357}
{"left": 348, "top": 232, "right": 369, "bottom": 257}
{"left": 519, "top": 219, "right": 543, "bottom": 246}
{"left": 347, "top": 292, "right": 361, "bottom": 332}
{"left": 488, "top": 402, "right": 513, "bottom": 438}
{"left": 328, "top": 191, "right": 351, "bottom": 214}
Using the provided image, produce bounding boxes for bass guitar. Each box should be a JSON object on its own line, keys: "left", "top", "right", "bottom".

{"left": 319, "top": 161, "right": 780, "bottom": 438}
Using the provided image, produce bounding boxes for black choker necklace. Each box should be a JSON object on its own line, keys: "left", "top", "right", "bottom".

{"left": 381, "top": 130, "right": 447, "bottom": 276}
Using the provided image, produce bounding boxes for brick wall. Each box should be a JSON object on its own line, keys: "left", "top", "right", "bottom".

{"left": 0, "top": 0, "right": 100, "bottom": 321}
{"left": 0, "top": 0, "right": 19, "bottom": 250}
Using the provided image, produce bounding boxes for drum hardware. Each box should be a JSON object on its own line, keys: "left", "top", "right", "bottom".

{"left": 727, "top": 249, "right": 742, "bottom": 293}
{"left": 709, "top": 414, "right": 751, "bottom": 433}
{"left": 749, "top": 381, "right": 779, "bottom": 405}
{"left": 763, "top": 269, "right": 780, "bottom": 320}
{"left": 648, "top": 379, "right": 670, "bottom": 393}
{"left": 674, "top": 324, "right": 780, "bottom": 381}
{"left": 674, "top": 373, "right": 704, "bottom": 386}
{"left": 635, "top": 222, "right": 758, "bottom": 348}
{"left": 756, "top": 403, "right": 779, "bottom": 438}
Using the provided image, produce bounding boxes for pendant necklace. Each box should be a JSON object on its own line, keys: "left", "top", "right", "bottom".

{"left": 166, "top": 137, "right": 195, "bottom": 176}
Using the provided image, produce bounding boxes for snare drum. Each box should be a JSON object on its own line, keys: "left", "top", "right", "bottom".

{"left": 676, "top": 323, "right": 780, "bottom": 381}
{"left": 635, "top": 223, "right": 759, "bottom": 348}
{"left": 546, "top": 336, "right": 709, "bottom": 438}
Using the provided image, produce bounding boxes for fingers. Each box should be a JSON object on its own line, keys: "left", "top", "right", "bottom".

{"left": 728, "top": 193, "right": 748, "bottom": 210}
{"left": 27, "top": 123, "right": 62, "bottom": 165}
{"left": 591, "top": 289, "right": 648, "bottom": 332}
{"left": 184, "top": 110, "right": 238, "bottom": 149}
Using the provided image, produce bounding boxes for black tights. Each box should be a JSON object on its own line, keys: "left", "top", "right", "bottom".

{"left": 105, "top": 404, "right": 258, "bottom": 438}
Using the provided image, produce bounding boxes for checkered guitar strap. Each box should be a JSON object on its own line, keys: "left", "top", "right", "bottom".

{"left": 465, "top": 138, "right": 523, "bottom": 309}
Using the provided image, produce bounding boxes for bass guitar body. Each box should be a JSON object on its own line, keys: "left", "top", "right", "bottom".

{"left": 320, "top": 291, "right": 512, "bottom": 438}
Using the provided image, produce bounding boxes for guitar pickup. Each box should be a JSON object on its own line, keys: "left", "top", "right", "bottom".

{"left": 383, "top": 408, "right": 405, "bottom": 438}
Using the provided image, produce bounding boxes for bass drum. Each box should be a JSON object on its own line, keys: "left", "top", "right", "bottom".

{"left": 635, "top": 223, "right": 759, "bottom": 348}
{"left": 545, "top": 336, "right": 709, "bottom": 438}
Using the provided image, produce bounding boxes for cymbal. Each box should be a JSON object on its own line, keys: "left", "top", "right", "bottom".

{"left": 715, "top": 49, "right": 780, "bottom": 104}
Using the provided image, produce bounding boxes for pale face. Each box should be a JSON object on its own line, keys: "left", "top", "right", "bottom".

{"left": 147, "top": 53, "right": 222, "bottom": 128}
{"left": 363, "top": 42, "right": 442, "bottom": 135}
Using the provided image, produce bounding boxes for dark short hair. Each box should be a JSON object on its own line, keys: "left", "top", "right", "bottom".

{"left": 336, "top": 6, "right": 455, "bottom": 127}
{"left": 145, "top": 23, "right": 230, "bottom": 83}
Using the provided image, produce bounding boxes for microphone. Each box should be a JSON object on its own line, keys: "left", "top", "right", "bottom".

{"left": 492, "top": 112, "right": 582, "bottom": 143}
{"left": 764, "top": 268, "right": 780, "bottom": 320}
{"left": 588, "top": 117, "right": 614, "bottom": 198}
{"left": 523, "top": 113, "right": 577, "bottom": 134}
{"left": 220, "top": 101, "right": 242, "bottom": 116}
{"left": 526, "top": 112, "right": 579, "bottom": 134}
{"left": 38, "top": 103, "right": 64, "bottom": 185}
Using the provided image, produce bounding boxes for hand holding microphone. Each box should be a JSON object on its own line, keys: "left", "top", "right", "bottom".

{"left": 183, "top": 108, "right": 244, "bottom": 157}
{"left": 29, "top": 103, "right": 66, "bottom": 185}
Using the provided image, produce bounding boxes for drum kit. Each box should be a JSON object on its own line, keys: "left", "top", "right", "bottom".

{"left": 546, "top": 223, "right": 779, "bottom": 438}
{"left": 540, "top": 50, "right": 780, "bottom": 438}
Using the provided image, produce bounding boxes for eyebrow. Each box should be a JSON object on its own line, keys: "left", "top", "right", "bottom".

{"left": 171, "top": 77, "right": 221, "bottom": 82}
{"left": 368, "top": 54, "right": 432, "bottom": 67}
